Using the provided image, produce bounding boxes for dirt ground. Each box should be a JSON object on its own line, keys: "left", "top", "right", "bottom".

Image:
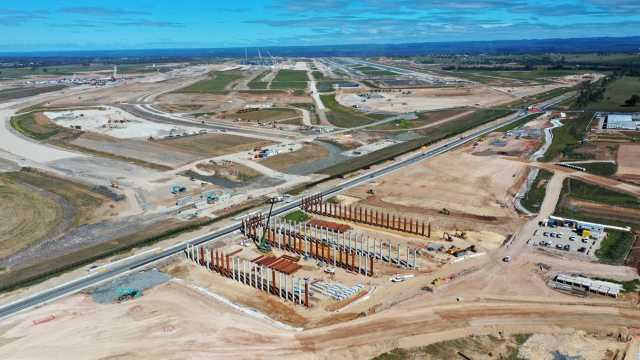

{"left": 260, "top": 142, "right": 330, "bottom": 172}
{"left": 345, "top": 149, "right": 528, "bottom": 242}
{"left": 195, "top": 161, "right": 261, "bottom": 182}
{"left": 156, "top": 133, "right": 274, "bottom": 158}
{"left": 378, "top": 330, "right": 630, "bottom": 360}
{"left": 519, "top": 331, "right": 629, "bottom": 360}
{"left": 617, "top": 143, "right": 640, "bottom": 183}
{"left": 336, "top": 86, "right": 514, "bottom": 113}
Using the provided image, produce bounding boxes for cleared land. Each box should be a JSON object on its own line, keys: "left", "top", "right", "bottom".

{"left": 174, "top": 71, "right": 244, "bottom": 94}
{"left": 260, "top": 143, "right": 330, "bottom": 171}
{"left": 157, "top": 133, "right": 273, "bottom": 157}
{"left": 195, "top": 162, "right": 261, "bottom": 183}
{"left": 346, "top": 149, "right": 526, "bottom": 244}
{"left": 336, "top": 86, "right": 514, "bottom": 113}
{"left": 616, "top": 144, "right": 640, "bottom": 183}
{"left": 0, "top": 85, "right": 67, "bottom": 102}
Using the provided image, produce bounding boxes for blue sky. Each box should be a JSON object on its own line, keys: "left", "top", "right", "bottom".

{"left": 2, "top": 0, "right": 640, "bottom": 51}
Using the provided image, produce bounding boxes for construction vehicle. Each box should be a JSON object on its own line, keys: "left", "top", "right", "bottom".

{"left": 116, "top": 287, "right": 142, "bottom": 302}
{"left": 439, "top": 208, "right": 450, "bottom": 215}
{"left": 446, "top": 245, "right": 476, "bottom": 257}
{"left": 366, "top": 189, "right": 375, "bottom": 195}
{"left": 454, "top": 230, "right": 467, "bottom": 239}
{"left": 256, "top": 197, "right": 276, "bottom": 253}
{"left": 171, "top": 185, "right": 187, "bottom": 194}
{"left": 442, "top": 232, "right": 454, "bottom": 242}
{"left": 110, "top": 179, "right": 119, "bottom": 189}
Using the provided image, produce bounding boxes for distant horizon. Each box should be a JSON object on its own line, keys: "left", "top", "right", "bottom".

{"left": 1, "top": 35, "right": 640, "bottom": 58}
{"left": 2, "top": 1, "right": 640, "bottom": 52}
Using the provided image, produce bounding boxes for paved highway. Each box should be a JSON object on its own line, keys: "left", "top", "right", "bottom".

{"left": 0, "top": 93, "right": 570, "bottom": 320}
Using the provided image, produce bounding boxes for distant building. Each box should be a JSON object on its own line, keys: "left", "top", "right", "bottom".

{"left": 605, "top": 114, "right": 639, "bottom": 130}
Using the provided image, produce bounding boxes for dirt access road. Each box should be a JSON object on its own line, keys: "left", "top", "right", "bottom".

{"left": 1, "top": 280, "right": 637, "bottom": 359}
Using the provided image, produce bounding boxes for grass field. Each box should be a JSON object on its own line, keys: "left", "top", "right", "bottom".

{"left": 580, "top": 162, "right": 618, "bottom": 177}
{"left": 371, "top": 109, "right": 466, "bottom": 131}
{"left": 270, "top": 70, "right": 308, "bottom": 90}
{"left": 311, "top": 71, "right": 324, "bottom": 81}
{"left": 158, "top": 133, "right": 273, "bottom": 157}
{"left": 521, "top": 169, "right": 553, "bottom": 213}
{"left": 543, "top": 112, "right": 593, "bottom": 162}
{"left": 233, "top": 108, "right": 299, "bottom": 123}
{"left": 0, "top": 217, "right": 213, "bottom": 292}
{"left": 0, "top": 174, "right": 63, "bottom": 259}
{"left": 559, "top": 177, "right": 640, "bottom": 209}
{"left": 596, "top": 230, "right": 635, "bottom": 265}
{"left": 283, "top": 210, "right": 311, "bottom": 223}
{"left": 247, "top": 70, "right": 270, "bottom": 90}
{"left": 175, "top": 71, "right": 244, "bottom": 93}
{"left": 10, "top": 111, "right": 75, "bottom": 141}
{"left": 273, "top": 69, "right": 308, "bottom": 82}
{"left": 0, "top": 169, "right": 106, "bottom": 260}
{"left": 586, "top": 76, "right": 640, "bottom": 111}
{"left": 321, "top": 94, "right": 383, "bottom": 128}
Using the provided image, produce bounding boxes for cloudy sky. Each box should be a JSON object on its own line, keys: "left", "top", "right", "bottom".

{"left": 2, "top": 0, "right": 639, "bottom": 51}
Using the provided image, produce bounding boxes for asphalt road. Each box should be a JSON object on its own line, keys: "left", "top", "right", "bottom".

{"left": 0, "top": 93, "right": 570, "bottom": 320}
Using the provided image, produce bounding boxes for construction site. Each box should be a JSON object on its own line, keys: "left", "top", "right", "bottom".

{"left": 0, "top": 54, "right": 639, "bottom": 360}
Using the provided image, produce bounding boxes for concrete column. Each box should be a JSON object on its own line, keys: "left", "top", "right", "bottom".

{"left": 406, "top": 247, "right": 410, "bottom": 268}
{"left": 413, "top": 249, "right": 417, "bottom": 268}
{"left": 333, "top": 245, "right": 337, "bottom": 267}
{"left": 284, "top": 274, "right": 288, "bottom": 301}
{"left": 267, "top": 269, "right": 271, "bottom": 293}
{"left": 397, "top": 243, "right": 401, "bottom": 267}
{"left": 388, "top": 242, "right": 391, "bottom": 261}
{"left": 364, "top": 254, "right": 368, "bottom": 275}
{"left": 232, "top": 257, "right": 240, "bottom": 281}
